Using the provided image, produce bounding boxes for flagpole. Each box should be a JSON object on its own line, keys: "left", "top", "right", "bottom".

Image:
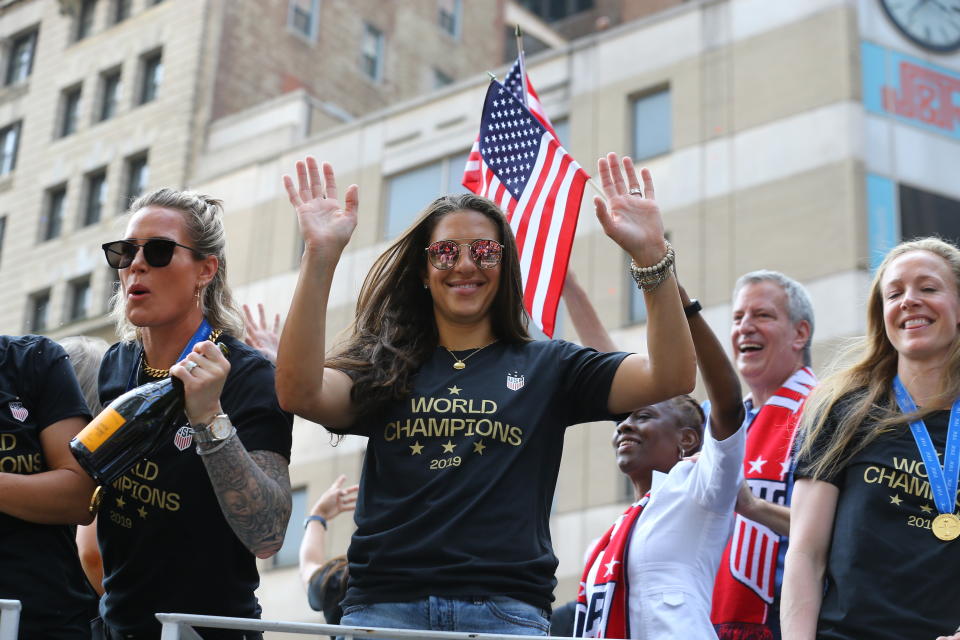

{"left": 515, "top": 25, "right": 529, "bottom": 108}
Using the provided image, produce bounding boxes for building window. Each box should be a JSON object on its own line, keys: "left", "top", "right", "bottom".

{"left": 75, "top": 0, "right": 97, "bottom": 41}
{"left": 113, "top": 0, "right": 131, "bottom": 24}
{"left": 5, "top": 29, "right": 38, "bottom": 86}
{"left": 271, "top": 487, "right": 307, "bottom": 568}
{"left": 68, "top": 277, "right": 92, "bottom": 322}
{"left": 288, "top": 0, "right": 319, "bottom": 40}
{"left": 627, "top": 262, "right": 647, "bottom": 325}
{"left": 899, "top": 183, "right": 960, "bottom": 247}
{"left": 0, "top": 216, "right": 7, "bottom": 269}
{"left": 138, "top": 50, "right": 163, "bottom": 104}
{"left": 517, "top": 0, "right": 594, "bottom": 21}
{"left": 438, "top": 0, "right": 461, "bottom": 37}
{"left": 41, "top": 185, "right": 67, "bottom": 241}
{"left": 97, "top": 68, "right": 121, "bottom": 122}
{"left": 58, "top": 85, "right": 83, "bottom": 138}
{"left": 83, "top": 169, "right": 107, "bottom": 226}
{"left": 383, "top": 152, "right": 469, "bottom": 239}
{"left": 360, "top": 23, "right": 383, "bottom": 82}
{"left": 27, "top": 290, "right": 51, "bottom": 333}
{"left": 632, "top": 88, "right": 671, "bottom": 160}
{"left": 433, "top": 67, "right": 453, "bottom": 89}
{"left": 0, "top": 122, "right": 20, "bottom": 176}
{"left": 124, "top": 152, "right": 149, "bottom": 206}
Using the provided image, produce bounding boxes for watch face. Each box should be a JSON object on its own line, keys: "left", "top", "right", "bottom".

{"left": 880, "top": 0, "right": 960, "bottom": 52}
{"left": 209, "top": 416, "right": 233, "bottom": 440}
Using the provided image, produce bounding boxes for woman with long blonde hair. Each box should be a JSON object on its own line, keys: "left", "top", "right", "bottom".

{"left": 782, "top": 237, "right": 960, "bottom": 640}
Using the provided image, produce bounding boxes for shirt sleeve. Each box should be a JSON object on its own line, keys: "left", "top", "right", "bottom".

{"left": 224, "top": 348, "right": 294, "bottom": 460}
{"left": 793, "top": 402, "right": 846, "bottom": 487}
{"left": 555, "top": 340, "right": 631, "bottom": 426}
{"left": 690, "top": 420, "right": 746, "bottom": 511}
{"left": 26, "top": 336, "right": 92, "bottom": 430}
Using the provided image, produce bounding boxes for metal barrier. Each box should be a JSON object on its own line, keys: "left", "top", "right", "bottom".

{"left": 157, "top": 613, "right": 573, "bottom": 640}
{"left": 0, "top": 600, "right": 20, "bottom": 640}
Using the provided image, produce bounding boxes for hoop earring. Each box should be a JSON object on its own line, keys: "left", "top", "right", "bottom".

{"left": 195, "top": 284, "right": 202, "bottom": 310}
{"left": 678, "top": 446, "right": 685, "bottom": 460}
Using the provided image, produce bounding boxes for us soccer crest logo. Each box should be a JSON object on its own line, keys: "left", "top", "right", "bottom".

{"left": 506, "top": 371, "right": 525, "bottom": 391}
{"left": 8, "top": 402, "right": 28, "bottom": 422}
{"left": 173, "top": 425, "right": 193, "bottom": 451}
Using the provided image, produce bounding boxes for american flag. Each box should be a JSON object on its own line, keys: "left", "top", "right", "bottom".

{"left": 463, "top": 57, "right": 559, "bottom": 193}
{"left": 470, "top": 80, "right": 588, "bottom": 337}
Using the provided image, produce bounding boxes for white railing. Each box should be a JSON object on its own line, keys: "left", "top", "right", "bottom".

{"left": 157, "top": 613, "right": 573, "bottom": 640}
{"left": 0, "top": 600, "right": 20, "bottom": 640}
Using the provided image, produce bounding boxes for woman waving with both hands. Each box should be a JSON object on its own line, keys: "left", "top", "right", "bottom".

{"left": 276, "top": 153, "right": 696, "bottom": 636}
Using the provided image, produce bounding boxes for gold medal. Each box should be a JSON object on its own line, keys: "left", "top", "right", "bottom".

{"left": 931, "top": 513, "right": 960, "bottom": 541}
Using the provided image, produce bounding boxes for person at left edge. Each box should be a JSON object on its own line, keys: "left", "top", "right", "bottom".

{"left": 93, "top": 188, "right": 294, "bottom": 640}
{"left": 0, "top": 335, "right": 98, "bottom": 639}
{"left": 275, "top": 154, "right": 696, "bottom": 636}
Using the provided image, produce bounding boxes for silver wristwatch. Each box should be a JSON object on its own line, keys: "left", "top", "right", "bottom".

{"left": 191, "top": 413, "right": 233, "bottom": 445}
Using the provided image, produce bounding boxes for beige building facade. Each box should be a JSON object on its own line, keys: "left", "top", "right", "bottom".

{"left": 2, "top": 0, "right": 960, "bottom": 631}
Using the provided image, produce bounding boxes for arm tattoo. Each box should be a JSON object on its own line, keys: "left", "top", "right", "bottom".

{"left": 200, "top": 438, "right": 292, "bottom": 558}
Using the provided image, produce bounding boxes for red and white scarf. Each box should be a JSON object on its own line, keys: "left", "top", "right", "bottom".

{"left": 574, "top": 493, "right": 650, "bottom": 638}
{"left": 711, "top": 367, "right": 816, "bottom": 639}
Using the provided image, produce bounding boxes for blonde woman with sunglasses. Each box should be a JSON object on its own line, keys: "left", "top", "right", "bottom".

{"left": 93, "top": 188, "right": 293, "bottom": 639}
{"left": 275, "top": 154, "right": 696, "bottom": 636}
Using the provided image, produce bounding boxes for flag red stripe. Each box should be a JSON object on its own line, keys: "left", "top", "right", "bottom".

{"left": 523, "top": 150, "right": 572, "bottom": 311}
{"left": 540, "top": 169, "right": 587, "bottom": 334}
{"left": 513, "top": 138, "right": 559, "bottom": 256}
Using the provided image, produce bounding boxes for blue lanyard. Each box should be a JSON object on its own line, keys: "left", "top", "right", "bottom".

{"left": 126, "top": 318, "right": 214, "bottom": 392}
{"left": 892, "top": 376, "right": 960, "bottom": 516}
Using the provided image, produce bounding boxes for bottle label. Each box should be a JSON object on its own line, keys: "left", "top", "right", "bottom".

{"left": 77, "top": 408, "right": 127, "bottom": 453}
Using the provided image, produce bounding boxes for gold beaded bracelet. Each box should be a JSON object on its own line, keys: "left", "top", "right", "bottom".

{"left": 629, "top": 241, "right": 676, "bottom": 293}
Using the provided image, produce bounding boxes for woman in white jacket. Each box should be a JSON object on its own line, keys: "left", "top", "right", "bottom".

{"left": 571, "top": 283, "right": 746, "bottom": 639}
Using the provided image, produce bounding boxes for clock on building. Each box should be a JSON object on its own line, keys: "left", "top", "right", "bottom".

{"left": 879, "top": 0, "right": 960, "bottom": 52}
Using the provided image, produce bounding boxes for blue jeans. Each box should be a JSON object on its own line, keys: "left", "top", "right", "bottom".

{"left": 338, "top": 596, "right": 551, "bottom": 638}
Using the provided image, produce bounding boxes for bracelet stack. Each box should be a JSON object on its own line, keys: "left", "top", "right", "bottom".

{"left": 629, "top": 241, "right": 676, "bottom": 293}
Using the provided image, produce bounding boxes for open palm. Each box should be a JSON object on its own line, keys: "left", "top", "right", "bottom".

{"left": 283, "top": 157, "right": 358, "bottom": 256}
{"left": 593, "top": 152, "right": 666, "bottom": 266}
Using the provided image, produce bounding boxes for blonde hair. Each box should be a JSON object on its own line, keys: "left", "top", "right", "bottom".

{"left": 109, "top": 188, "right": 244, "bottom": 342}
{"left": 59, "top": 335, "right": 110, "bottom": 415}
{"left": 798, "top": 237, "right": 960, "bottom": 480}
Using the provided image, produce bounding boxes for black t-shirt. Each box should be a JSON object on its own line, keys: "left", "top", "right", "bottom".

{"left": 794, "top": 407, "right": 960, "bottom": 639}
{"left": 342, "top": 340, "right": 629, "bottom": 611}
{"left": 0, "top": 335, "right": 96, "bottom": 639}
{"left": 97, "top": 334, "right": 293, "bottom": 637}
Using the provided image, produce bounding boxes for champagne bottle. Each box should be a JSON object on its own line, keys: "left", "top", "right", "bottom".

{"left": 70, "top": 376, "right": 186, "bottom": 485}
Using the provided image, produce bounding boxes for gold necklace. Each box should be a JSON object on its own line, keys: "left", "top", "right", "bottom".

{"left": 444, "top": 339, "right": 497, "bottom": 370}
{"left": 142, "top": 329, "right": 223, "bottom": 378}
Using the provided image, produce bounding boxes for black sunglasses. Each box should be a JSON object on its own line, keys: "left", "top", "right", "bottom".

{"left": 102, "top": 239, "right": 202, "bottom": 269}
{"left": 425, "top": 239, "right": 504, "bottom": 270}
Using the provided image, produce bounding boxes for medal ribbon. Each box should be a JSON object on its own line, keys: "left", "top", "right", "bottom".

{"left": 126, "top": 318, "right": 214, "bottom": 391}
{"left": 892, "top": 376, "right": 960, "bottom": 516}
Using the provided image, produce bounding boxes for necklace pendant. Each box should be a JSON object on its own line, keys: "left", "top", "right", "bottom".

{"left": 453, "top": 361, "right": 466, "bottom": 370}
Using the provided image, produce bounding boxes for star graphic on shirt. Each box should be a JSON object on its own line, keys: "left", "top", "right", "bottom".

{"left": 448, "top": 385, "right": 462, "bottom": 395}
{"left": 115, "top": 496, "right": 126, "bottom": 509}
{"left": 603, "top": 559, "right": 620, "bottom": 577}
{"left": 920, "top": 504, "right": 934, "bottom": 514}
{"left": 137, "top": 506, "right": 148, "bottom": 519}
{"left": 410, "top": 441, "right": 424, "bottom": 455}
{"left": 748, "top": 456, "right": 767, "bottom": 474}
{"left": 442, "top": 440, "right": 456, "bottom": 453}
{"left": 473, "top": 440, "right": 487, "bottom": 455}
{"left": 889, "top": 494, "right": 903, "bottom": 507}
{"left": 780, "top": 461, "right": 791, "bottom": 478}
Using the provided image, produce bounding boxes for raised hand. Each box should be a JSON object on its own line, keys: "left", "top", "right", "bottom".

{"left": 242, "top": 303, "right": 280, "bottom": 364}
{"left": 593, "top": 152, "right": 667, "bottom": 266}
{"left": 311, "top": 474, "right": 359, "bottom": 521}
{"left": 282, "top": 157, "right": 358, "bottom": 258}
